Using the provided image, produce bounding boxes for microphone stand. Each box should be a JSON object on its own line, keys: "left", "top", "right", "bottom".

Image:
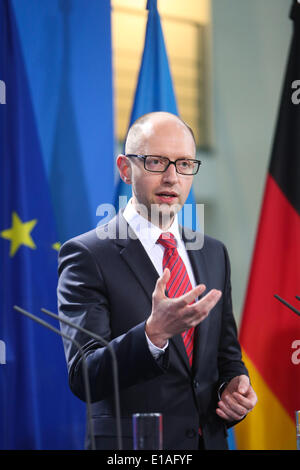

{"left": 41, "top": 307, "right": 122, "bottom": 451}
{"left": 274, "top": 294, "right": 300, "bottom": 317}
{"left": 13, "top": 305, "right": 96, "bottom": 450}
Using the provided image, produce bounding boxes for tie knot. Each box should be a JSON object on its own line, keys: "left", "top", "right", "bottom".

{"left": 157, "top": 232, "right": 177, "bottom": 250}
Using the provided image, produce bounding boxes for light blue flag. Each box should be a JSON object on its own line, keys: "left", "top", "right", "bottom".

{"left": 114, "top": 0, "right": 198, "bottom": 230}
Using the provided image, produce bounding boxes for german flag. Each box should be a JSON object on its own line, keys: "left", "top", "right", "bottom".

{"left": 235, "top": 1, "right": 300, "bottom": 450}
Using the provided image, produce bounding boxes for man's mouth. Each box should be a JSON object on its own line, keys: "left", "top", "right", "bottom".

{"left": 156, "top": 191, "right": 178, "bottom": 197}
{"left": 155, "top": 191, "right": 179, "bottom": 203}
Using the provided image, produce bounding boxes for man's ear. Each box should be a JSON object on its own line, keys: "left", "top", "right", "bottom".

{"left": 116, "top": 154, "right": 132, "bottom": 184}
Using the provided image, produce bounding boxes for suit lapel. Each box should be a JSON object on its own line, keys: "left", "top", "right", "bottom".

{"left": 112, "top": 212, "right": 159, "bottom": 307}
{"left": 119, "top": 238, "right": 159, "bottom": 304}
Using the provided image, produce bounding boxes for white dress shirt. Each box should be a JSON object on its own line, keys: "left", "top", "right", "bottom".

{"left": 123, "top": 199, "right": 197, "bottom": 359}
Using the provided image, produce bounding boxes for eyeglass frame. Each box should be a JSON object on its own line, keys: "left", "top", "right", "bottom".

{"left": 125, "top": 154, "right": 202, "bottom": 175}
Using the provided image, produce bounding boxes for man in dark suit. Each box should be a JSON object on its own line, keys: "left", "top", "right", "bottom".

{"left": 57, "top": 112, "right": 257, "bottom": 450}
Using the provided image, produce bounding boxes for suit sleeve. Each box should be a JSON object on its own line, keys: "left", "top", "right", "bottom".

{"left": 217, "top": 244, "right": 248, "bottom": 385}
{"left": 215, "top": 244, "right": 249, "bottom": 428}
{"left": 57, "top": 238, "right": 168, "bottom": 403}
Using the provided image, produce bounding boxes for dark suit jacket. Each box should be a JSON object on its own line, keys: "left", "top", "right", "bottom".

{"left": 57, "top": 212, "right": 248, "bottom": 450}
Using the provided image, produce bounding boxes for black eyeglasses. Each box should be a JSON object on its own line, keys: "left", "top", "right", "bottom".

{"left": 126, "top": 154, "right": 201, "bottom": 175}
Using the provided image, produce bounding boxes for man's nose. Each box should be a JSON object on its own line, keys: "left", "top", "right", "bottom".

{"left": 161, "top": 161, "right": 178, "bottom": 183}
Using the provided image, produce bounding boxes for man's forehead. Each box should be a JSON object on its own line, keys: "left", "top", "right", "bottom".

{"left": 139, "top": 115, "right": 187, "bottom": 135}
{"left": 125, "top": 112, "right": 196, "bottom": 156}
{"left": 129, "top": 119, "right": 189, "bottom": 147}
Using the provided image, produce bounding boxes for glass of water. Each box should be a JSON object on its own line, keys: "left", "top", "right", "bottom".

{"left": 296, "top": 411, "right": 300, "bottom": 450}
{"left": 132, "top": 413, "right": 163, "bottom": 450}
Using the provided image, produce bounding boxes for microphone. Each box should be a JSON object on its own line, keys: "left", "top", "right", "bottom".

{"left": 274, "top": 294, "right": 300, "bottom": 316}
{"left": 13, "top": 305, "right": 96, "bottom": 451}
{"left": 40, "top": 307, "right": 122, "bottom": 451}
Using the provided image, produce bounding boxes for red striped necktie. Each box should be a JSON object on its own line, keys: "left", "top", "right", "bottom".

{"left": 157, "top": 232, "right": 195, "bottom": 367}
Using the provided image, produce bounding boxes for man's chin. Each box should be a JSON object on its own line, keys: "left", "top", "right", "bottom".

{"left": 150, "top": 202, "right": 182, "bottom": 228}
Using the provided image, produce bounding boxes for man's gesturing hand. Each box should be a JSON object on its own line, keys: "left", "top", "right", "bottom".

{"left": 145, "top": 268, "right": 222, "bottom": 348}
{"left": 216, "top": 375, "right": 258, "bottom": 422}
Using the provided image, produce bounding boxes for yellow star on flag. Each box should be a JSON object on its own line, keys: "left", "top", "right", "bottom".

{"left": 52, "top": 242, "right": 61, "bottom": 252}
{"left": 1, "top": 212, "right": 37, "bottom": 257}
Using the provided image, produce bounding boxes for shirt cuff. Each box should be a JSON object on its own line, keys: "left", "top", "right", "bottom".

{"left": 218, "top": 382, "right": 228, "bottom": 400}
{"left": 145, "top": 332, "right": 169, "bottom": 359}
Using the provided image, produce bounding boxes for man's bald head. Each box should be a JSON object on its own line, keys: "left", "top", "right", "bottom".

{"left": 124, "top": 111, "right": 196, "bottom": 155}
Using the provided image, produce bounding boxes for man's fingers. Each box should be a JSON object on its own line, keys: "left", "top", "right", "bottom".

{"left": 233, "top": 386, "right": 258, "bottom": 410}
{"left": 216, "top": 401, "right": 244, "bottom": 421}
{"left": 216, "top": 407, "right": 229, "bottom": 421}
{"left": 220, "top": 394, "right": 248, "bottom": 417}
{"left": 184, "top": 289, "right": 222, "bottom": 319}
{"left": 216, "top": 379, "right": 258, "bottom": 422}
{"left": 176, "top": 286, "right": 222, "bottom": 327}
{"left": 232, "top": 392, "right": 256, "bottom": 411}
{"left": 237, "top": 375, "right": 250, "bottom": 395}
{"left": 176, "top": 284, "right": 207, "bottom": 307}
{"left": 154, "top": 268, "right": 170, "bottom": 298}
{"left": 247, "top": 387, "right": 258, "bottom": 407}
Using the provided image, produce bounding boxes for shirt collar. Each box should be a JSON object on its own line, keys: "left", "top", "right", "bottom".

{"left": 123, "top": 199, "right": 181, "bottom": 250}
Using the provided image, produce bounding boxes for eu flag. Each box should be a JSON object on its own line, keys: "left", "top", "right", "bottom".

{"left": 0, "top": 0, "right": 84, "bottom": 449}
{"left": 115, "top": 0, "right": 198, "bottom": 230}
